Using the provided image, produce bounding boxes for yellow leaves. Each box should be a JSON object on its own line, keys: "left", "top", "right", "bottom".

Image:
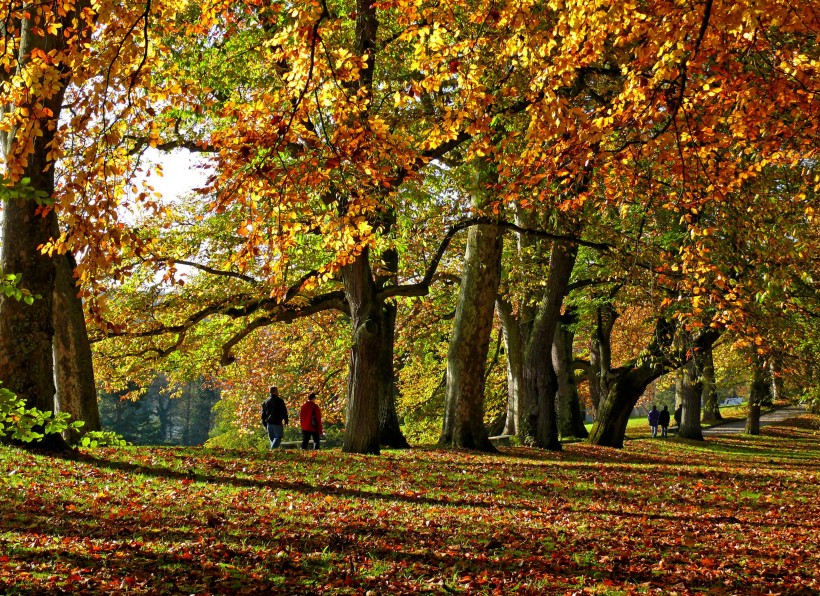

{"left": 355, "top": 218, "right": 372, "bottom": 236}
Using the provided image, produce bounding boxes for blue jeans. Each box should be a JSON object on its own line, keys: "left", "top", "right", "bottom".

{"left": 267, "top": 423, "right": 284, "bottom": 449}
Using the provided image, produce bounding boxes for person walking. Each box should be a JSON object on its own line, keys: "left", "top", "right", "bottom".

{"left": 261, "top": 386, "right": 288, "bottom": 449}
{"left": 648, "top": 404, "right": 660, "bottom": 438}
{"left": 658, "top": 405, "right": 671, "bottom": 437}
{"left": 300, "top": 393, "right": 323, "bottom": 450}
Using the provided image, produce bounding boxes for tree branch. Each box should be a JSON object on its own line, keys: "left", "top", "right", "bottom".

{"left": 379, "top": 216, "right": 610, "bottom": 300}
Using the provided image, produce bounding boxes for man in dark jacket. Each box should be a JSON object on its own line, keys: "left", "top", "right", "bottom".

{"left": 658, "top": 405, "right": 671, "bottom": 437}
{"left": 648, "top": 405, "right": 660, "bottom": 438}
{"left": 261, "top": 386, "right": 288, "bottom": 449}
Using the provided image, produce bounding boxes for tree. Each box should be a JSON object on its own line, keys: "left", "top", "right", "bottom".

{"left": 745, "top": 351, "right": 769, "bottom": 436}
{"left": 677, "top": 356, "right": 705, "bottom": 441}
{"left": 53, "top": 252, "right": 100, "bottom": 443}
{"left": 440, "top": 163, "right": 503, "bottom": 451}
{"left": 1, "top": 1, "right": 188, "bottom": 449}
{"left": 700, "top": 345, "right": 722, "bottom": 424}
{"left": 554, "top": 309, "right": 588, "bottom": 439}
{"left": 0, "top": 3, "right": 95, "bottom": 450}
{"left": 87, "top": 0, "right": 818, "bottom": 455}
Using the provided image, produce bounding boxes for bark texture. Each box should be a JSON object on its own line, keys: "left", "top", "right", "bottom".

{"left": 0, "top": 13, "right": 80, "bottom": 451}
{"left": 378, "top": 299, "right": 409, "bottom": 448}
{"left": 678, "top": 358, "right": 705, "bottom": 441}
{"left": 700, "top": 346, "right": 722, "bottom": 423}
{"left": 441, "top": 219, "right": 503, "bottom": 451}
{"left": 497, "top": 299, "right": 526, "bottom": 436}
{"left": 745, "top": 353, "right": 768, "bottom": 435}
{"left": 554, "top": 312, "right": 588, "bottom": 439}
{"left": 53, "top": 251, "right": 101, "bottom": 443}
{"left": 342, "top": 250, "right": 382, "bottom": 454}
{"left": 588, "top": 304, "right": 617, "bottom": 418}
{"left": 521, "top": 243, "right": 577, "bottom": 451}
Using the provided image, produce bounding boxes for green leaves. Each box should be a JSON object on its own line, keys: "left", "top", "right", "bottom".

{"left": 0, "top": 383, "right": 81, "bottom": 443}
{"left": 0, "top": 175, "right": 52, "bottom": 205}
{"left": 0, "top": 271, "right": 39, "bottom": 305}
{"left": 78, "top": 430, "right": 129, "bottom": 448}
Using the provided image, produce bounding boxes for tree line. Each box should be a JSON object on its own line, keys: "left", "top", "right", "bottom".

{"left": 0, "top": 0, "right": 817, "bottom": 454}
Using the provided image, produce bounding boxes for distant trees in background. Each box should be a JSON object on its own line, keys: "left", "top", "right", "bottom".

{"left": 99, "top": 378, "right": 219, "bottom": 446}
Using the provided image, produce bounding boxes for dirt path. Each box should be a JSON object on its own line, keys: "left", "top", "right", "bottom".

{"left": 701, "top": 405, "right": 807, "bottom": 436}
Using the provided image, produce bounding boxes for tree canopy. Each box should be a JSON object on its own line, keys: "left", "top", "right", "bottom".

{"left": 0, "top": 0, "right": 817, "bottom": 452}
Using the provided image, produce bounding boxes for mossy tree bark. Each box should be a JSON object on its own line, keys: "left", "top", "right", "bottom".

{"left": 342, "top": 249, "right": 383, "bottom": 455}
{"left": 440, "top": 169, "right": 504, "bottom": 450}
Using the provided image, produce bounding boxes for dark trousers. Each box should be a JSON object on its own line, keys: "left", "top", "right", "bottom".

{"left": 301, "top": 430, "right": 320, "bottom": 450}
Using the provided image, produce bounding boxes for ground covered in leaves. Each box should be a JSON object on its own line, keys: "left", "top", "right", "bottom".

{"left": 1, "top": 415, "right": 818, "bottom": 595}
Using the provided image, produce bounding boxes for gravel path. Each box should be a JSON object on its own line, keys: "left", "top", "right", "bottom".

{"left": 700, "top": 405, "right": 807, "bottom": 436}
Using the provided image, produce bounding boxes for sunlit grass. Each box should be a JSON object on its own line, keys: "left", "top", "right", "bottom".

{"left": 1, "top": 414, "right": 818, "bottom": 594}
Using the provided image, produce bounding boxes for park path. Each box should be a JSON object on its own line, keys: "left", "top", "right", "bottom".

{"left": 701, "top": 405, "right": 807, "bottom": 436}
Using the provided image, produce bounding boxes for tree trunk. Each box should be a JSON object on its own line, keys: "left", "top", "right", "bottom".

{"left": 53, "top": 251, "right": 100, "bottom": 444}
{"left": 587, "top": 365, "right": 657, "bottom": 448}
{"left": 554, "top": 311, "right": 588, "bottom": 439}
{"left": 497, "top": 299, "right": 526, "bottom": 436}
{"left": 678, "top": 358, "right": 704, "bottom": 441}
{"left": 440, "top": 217, "right": 503, "bottom": 451}
{"left": 768, "top": 357, "right": 784, "bottom": 404}
{"left": 378, "top": 299, "right": 409, "bottom": 448}
{"left": 521, "top": 243, "right": 577, "bottom": 451}
{"left": 342, "top": 249, "right": 382, "bottom": 454}
{"left": 745, "top": 353, "right": 768, "bottom": 435}
{"left": 700, "top": 346, "right": 722, "bottom": 423}
{"left": 587, "top": 318, "right": 719, "bottom": 448}
{"left": 183, "top": 383, "right": 194, "bottom": 446}
{"left": 588, "top": 304, "right": 617, "bottom": 421}
{"left": 0, "top": 14, "right": 79, "bottom": 451}
{"left": 674, "top": 368, "right": 684, "bottom": 411}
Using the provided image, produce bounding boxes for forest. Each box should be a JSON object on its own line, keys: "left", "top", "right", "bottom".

{"left": 1, "top": 0, "right": 817, "bottom": 455}
{"left": 0, "top": 0, "right": 818, "bottom": 593}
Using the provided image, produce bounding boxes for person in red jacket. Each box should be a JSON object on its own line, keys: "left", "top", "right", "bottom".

{"left": 299, "top": 392, "right": 323, "bottom": 450}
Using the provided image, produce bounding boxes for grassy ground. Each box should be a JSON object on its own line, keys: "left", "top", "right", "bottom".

{"left": 1, "top": 414, "right": 818, "bottom": 595}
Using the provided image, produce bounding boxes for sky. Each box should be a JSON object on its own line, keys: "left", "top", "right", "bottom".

{"left": 142, "top": 148, "right": 211, "bottom": 203}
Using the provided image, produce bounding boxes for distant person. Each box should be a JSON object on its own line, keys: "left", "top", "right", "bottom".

{"left": 658, "top": 405, "right": 671, "bottom": 437}
{"left": 648, "top": 405, "right": 660, "bottom": 438}
{"left": 261, "top": 386, "right": 288, "bottom": 449}
{"left": 674, "top": 405, "right": 683, "bottom": 431}
{"left": 300, "top": 393, "right": 323, "bottom": 450}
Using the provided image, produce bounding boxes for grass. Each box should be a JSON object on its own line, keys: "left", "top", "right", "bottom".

{"left": 1, "top": 414, "right": 818, "bottom": 594}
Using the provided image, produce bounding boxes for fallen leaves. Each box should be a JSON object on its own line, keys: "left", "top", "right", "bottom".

{"left": 0, "top": 417, "right": 818, "bottom": 594}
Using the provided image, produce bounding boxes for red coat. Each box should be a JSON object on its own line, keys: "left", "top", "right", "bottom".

{"left": 300, "top": 400, "right": 322, "bottom": 434}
